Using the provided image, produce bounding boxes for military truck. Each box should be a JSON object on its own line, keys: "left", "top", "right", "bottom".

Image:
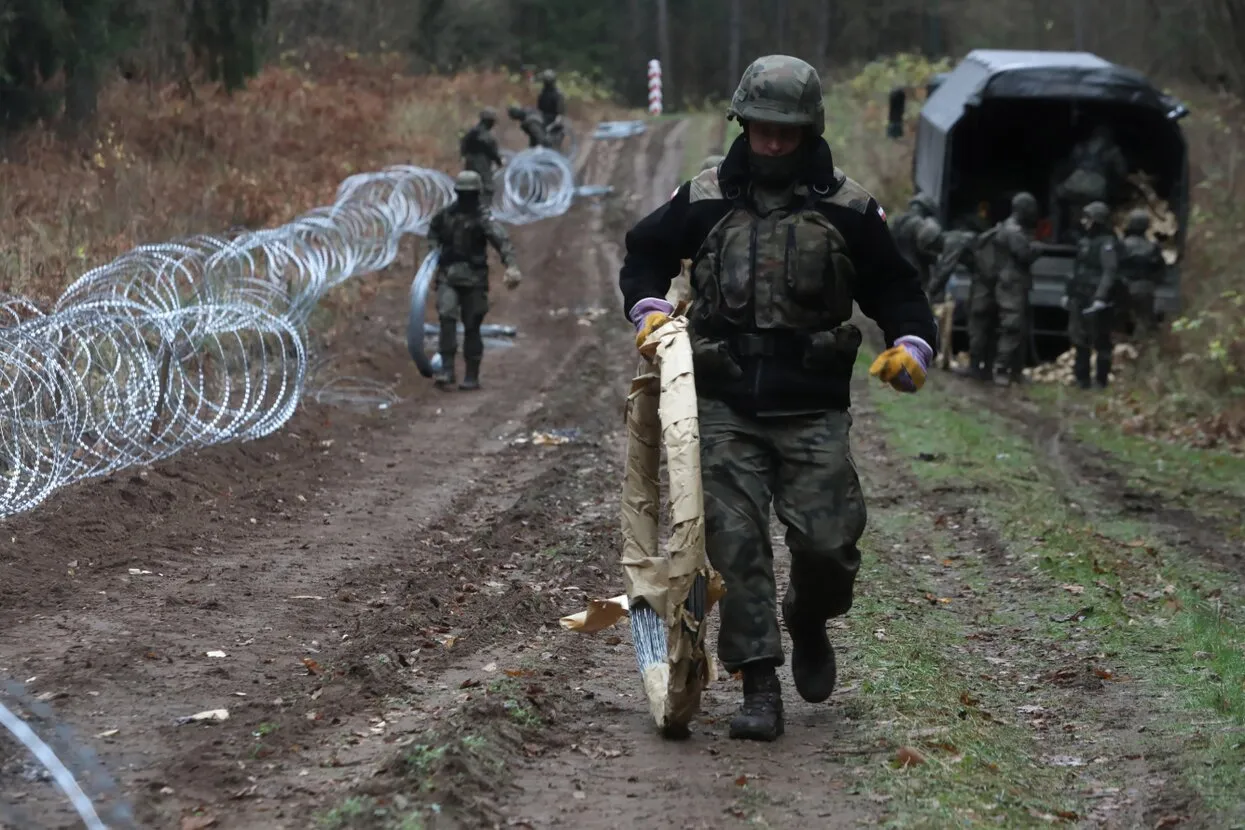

{"left": 904, "top": 50, "right": 1191, "bottom": 356}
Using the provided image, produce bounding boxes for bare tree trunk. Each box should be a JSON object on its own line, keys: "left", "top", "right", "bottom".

{"left": 815, "top": 0, "right": 831, "bottom": 71}
{"left": 728, "top": 0, "right": 742, "bottom": 96}
{"left": 776, "top": 0, "right": 788, "bottom": 51}
{"left": 630, "top": 0, "right": 645, "bottom": 105}
{"left": 656, "top": 0, "right": 673, "bottom": 108}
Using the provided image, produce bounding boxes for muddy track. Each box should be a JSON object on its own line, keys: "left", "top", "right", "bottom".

{"left": 0, "top": 119, "right": 677, "bottom": 829}
{"left": 934, "top": 371, "right": 1244, "bottom": 576}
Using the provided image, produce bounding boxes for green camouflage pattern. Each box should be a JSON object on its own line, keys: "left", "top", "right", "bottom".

{"left": 991, "top": 216, "right": 1038, "bottom": 375}
{"left": 928, "top": 228, "right": 977, "bottom": 299}
{"left": 509, "top": 106, "right": 549, "bottom": 148}
{"left": 453, "top": 170, "right": 484, "bottom": 192}
{"left": 460, "top": 123, "right": 501, "bottom": 200}
{"left": 891, "top": 209, "right": 943, "bottom": 295}
{"left": 967, "top": 263, "right": 998, "bottom": 374}
{"left": 436, "top": 284, "right": 489, "bottom": 360}
{"left": 698, "top": 397, "right": 865, "bottom": 671}
{"left": 728, "top": 55, "right": 825, "bottom": 135}
{"left": 1010, "top": 192, "right": 1038, "bottom": 226}
{"left": 1082, "top": 201, "right": 1112, "bottom": 227}
{"left": 427, "top": 203, "right": 515, "bottom": 287}
{"left": 700, "top": 154, "right": 726, "bottom": 172}
{"left": 1125, "top": 208, "right": 1150, "bottom": 236}
{"left": 907, "top": 192, "right": 937, "bottom": 215}
{"left": 688, "top": 202, "right": 856, "bottom": 334}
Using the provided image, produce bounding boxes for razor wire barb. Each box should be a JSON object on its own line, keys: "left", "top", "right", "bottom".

{"left": 0, "top": 147, "right": 576, "bottom": 521}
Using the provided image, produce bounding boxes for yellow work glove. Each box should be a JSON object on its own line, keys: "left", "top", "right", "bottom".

{"left": 634, "top": 311, "right": 670, "bottom": 355}
{"left": 503, "top": 266, "right": 522, "bottom": 289}
{"left": 869, "top": 337, "right": 931, "bottom": 393}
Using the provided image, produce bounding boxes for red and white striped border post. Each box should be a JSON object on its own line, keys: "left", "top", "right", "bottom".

{"left": 648, "top": 59, "right": 663, "bottom": 116}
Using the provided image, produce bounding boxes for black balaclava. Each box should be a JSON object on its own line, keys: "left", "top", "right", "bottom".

{"left": 745, "top": 125, "right": 810, "bottom": 188}
{"left": 457, "top": 192, "right": 480, "bottom": 211}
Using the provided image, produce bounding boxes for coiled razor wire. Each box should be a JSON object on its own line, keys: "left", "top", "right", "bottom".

{"left": 0, "top": 147, "right": 576, "bottom": 521}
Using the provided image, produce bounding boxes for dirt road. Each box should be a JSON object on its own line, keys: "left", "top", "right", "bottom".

{"left": 3, "top": 115, "right": 1242, "bottom": 830}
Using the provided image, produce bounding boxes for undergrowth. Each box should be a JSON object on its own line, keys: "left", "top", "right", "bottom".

{"left": 0, "top": 45, "right": 625, "bottom": 316}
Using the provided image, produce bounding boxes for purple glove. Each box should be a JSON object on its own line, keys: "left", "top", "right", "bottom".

{"left": 628, "top": 298, "right": 674, "bottom": 331}
{"left": 891, "top": 335, "right": 933, "bottom": 392}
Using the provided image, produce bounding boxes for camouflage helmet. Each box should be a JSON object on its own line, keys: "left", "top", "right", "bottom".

{"left": 908, "top": 192, "right": 937, "bottom": 215}
{"left": 1082, "top": 201, "right": 1111, "bottom": 226}
{"left": 727, "top": 55, "right": 825, "bottom": 136}
{"left": 1126, "top": 208, "right": 1150, "bottom": 235}
{"left": 540, "top": 69, "right": 556, "bottom": 83}
{"left": 700, "top": 154, "right": 725, "bottom": 172}
{"left": 1010, "top": 191, "right": 1038, "bottom": 224}
{"left": 479, "top": 107, "right": 497, "bottom": 124}
{"left": 454, "top": 170, "right": 484, "bottom": 192}
{"left": 507, "top": 105, "right": 526, "bottom": 120}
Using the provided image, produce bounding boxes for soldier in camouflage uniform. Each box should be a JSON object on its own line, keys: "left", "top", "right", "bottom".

{"left": 890, "top": 192, "right": 944, "bottom": 296}
{"left": 620, "top": 55, "right": 936, "bottom": 742}
{"left": 988, "top": 192, "right": 1040, "bottom": 385}
{"left": 459, "top": 108, "right": 503, "bottom": 204}
{"left": 536, "top": 69, "right": 567, "bottom": 151}
{"left": 927, "top": 228, "right": 979, "bottom": 369}
{"left": 1119, "top": 209, "right": 1164, "bottom": 338}
{"left": 427, "top": 171, "right": 523, "bottom": 390}
{"left": 508, "top": 105, "right": 550, "bottom": 149}
{"left": 1064, "top": 201, "right": 1120, "bottom": 389}
{"left": 1055, "top": 126, "right": 1129, "bottom": 241}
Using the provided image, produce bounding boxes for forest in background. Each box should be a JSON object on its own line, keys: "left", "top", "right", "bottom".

{"left": 5, "top": 0, "right": 1245, "bottom": 131}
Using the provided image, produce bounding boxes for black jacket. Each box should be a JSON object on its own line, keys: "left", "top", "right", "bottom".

{"left": 618, "top": 134, "right": 937, "bottom": 413}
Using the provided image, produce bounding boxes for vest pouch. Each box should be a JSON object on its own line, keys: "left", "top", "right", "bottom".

{"left": 715, "top": 220, "right": 756, "bottom": 321}
{"left": 689, "top": 334, "right": 743, "bottom": 384}
{"left": 784, "top": 214, "right": 835, "bottom": 301}
{"left": 443, "top": 261, "right": 478, "bottom": 289}
{"left": 801, "top": 324, "right": 862, "bottom": 374}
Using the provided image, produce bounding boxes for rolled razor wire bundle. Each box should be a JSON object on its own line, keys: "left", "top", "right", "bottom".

{"left": 621, "top": 317, "right": 723, "bottom": 737}
{"left": 404, "top": 146, "right": 579, "bottom": 375}
{"left": 0, "top": 147, "right": 578, "bottom": 521}
{"left": 0, "top": 677, "right": 134, "bottom": 829}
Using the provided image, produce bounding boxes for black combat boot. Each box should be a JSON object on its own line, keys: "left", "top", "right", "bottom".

{"left": 783, "top": 594, "right": 837, "bottom": 703}
{"left": 1073, "top": 347, "right": 1092, "bottom": 390}
{"left": 1095, "top": 352, "right": 1112, "bottom": 389}
{"left": 433, "top": 354, "right": 456, "bottom": 388}
{"left": 729, "top": 665, "right": 784, "bottom": 741}
{"left": 459, "top": 359, "right": 481, "bottom": 391}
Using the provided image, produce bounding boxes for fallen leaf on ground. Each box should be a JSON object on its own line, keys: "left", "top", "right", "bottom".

{"left": 1092, "top": 667, "right": 1115, "bottom": 680}
{"left": 1062, "top": 584, "right": 1086, "bottom": 595}
{"left": 959, "top": 691, "right": 980, "bottom": 707}
{"left": 302, "top": 658, "right": 320, "bottom": 674}
{"left": 180, "top": 815, "right": 218, "bottom": 830}
{"left": 894, "top": 746, "right": 926, "bottom": 767}
{"left": 735, "top": 774, "right": 748, "bottom": 786}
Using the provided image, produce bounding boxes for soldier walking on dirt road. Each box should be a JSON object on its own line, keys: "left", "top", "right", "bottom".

{"left": 620, "top": 55, "right": 937, "bottom": 742}
{"left": 1065, "top": 201, "right": 1121, "bottom": 389}
{"left": 427, "top": 171, "right": 523, "bottom": 391}
{"left": 459, "top": 108, "right": 504, "bottom": 205}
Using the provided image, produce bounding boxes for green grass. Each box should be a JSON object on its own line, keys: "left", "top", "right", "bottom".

{"left": 861, "top": 361, "right": 1245, "bottom": 818}
{"left": 678, "top": 113, "right": 721, "bottom": 184}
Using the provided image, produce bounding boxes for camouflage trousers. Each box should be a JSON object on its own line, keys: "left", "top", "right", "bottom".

{"left": 699, "top": 397, "right": 867, "bottom": 672}
{"left": 994, "top": 272, "right": 1031, "bottom": 375}
{"left": 967, "top": 273, "right": 999, "bottom": 373}
{"left": 436, "top": 281, "right": 489, "bottom": 360}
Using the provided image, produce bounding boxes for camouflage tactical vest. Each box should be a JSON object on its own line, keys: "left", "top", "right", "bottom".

{"left": 1071, "top": 232, "right": 1116, "bottom": 297}
{"left": 687, "top": 171, "right": 857, "bottom": 335}
{"left": 1119, "top": 235, "right": 1163, "bottom": 287}
{"left": 439, "top": 209, "right": 490, "bottom": 284}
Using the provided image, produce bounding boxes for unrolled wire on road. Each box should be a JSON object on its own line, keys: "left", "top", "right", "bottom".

{"left": 0, "top": 147, "right": 579, "bottom": 522}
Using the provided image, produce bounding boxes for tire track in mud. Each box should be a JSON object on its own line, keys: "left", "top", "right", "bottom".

{"left": 0, "top": 121, "right": 668, "bottom": 829}
{"left": 938, "top": 373, "right": 1243, "bottom": 577}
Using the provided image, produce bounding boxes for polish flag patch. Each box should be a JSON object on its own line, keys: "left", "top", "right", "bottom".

{"left": 877, "top": 203, "right": 887, "bottom": 221}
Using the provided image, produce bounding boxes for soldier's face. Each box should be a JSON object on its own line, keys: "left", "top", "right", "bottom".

{"left": 748, "top": 122, "right": 803, "bottom": 157}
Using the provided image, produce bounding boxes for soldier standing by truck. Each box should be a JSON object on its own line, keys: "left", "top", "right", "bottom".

{"left": 1064, "top": 201, "right": 1121, "bottom": 389}
{"left": 891, "top": 193, "right": 944, "bottom": 296}
{"left": 1119, "top": 209, "right": 1164, "bottom": 338}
